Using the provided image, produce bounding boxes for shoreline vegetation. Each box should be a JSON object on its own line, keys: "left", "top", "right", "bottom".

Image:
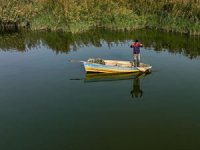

{"left": 0, "top": 0, "right": 200, "bottom": 35}
{"left": 0, "top": 29, "right": 199, "bottom": 59}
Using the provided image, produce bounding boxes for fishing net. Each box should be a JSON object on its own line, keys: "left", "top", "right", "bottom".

{"left": 88, "top": 58, "right": 105, "bottom": 65}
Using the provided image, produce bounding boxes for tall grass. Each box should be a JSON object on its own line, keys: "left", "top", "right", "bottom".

{"left": 0, "top": 0, "right": 200, "bottom": 35}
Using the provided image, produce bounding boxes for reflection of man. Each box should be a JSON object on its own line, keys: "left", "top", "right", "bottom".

{"left": 130, "top": 77, "right": 143, "bottom": 98}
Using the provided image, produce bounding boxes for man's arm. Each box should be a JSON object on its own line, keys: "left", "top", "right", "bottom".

{"left": 130, "top": 43, "right": 134, "bottom": 48}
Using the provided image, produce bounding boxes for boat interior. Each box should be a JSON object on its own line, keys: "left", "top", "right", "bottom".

{"left": 104, "top": 60, "right": 150, "bottom": 68}
{"left": 87, "top": 58, "right": 151, "bottom": 68}
{"left": 104, "top": 60, "right": 133, "bottom": 67}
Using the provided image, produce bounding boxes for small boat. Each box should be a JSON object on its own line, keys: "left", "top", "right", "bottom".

{"left": 83, "top": 58, "right": 152, "bottom": 73}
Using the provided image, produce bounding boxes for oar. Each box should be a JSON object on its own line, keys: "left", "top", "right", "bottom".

{"left": 68, "top": 60, "right": 85, "bottom": 63}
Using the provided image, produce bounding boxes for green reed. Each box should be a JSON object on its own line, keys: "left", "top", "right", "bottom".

{"left": 0, "top": 0, "right": 200, "bottom": 35}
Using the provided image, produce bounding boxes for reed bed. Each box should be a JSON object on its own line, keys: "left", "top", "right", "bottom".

{"left": 0, "top": 0, "right": 200, "bottom": 35}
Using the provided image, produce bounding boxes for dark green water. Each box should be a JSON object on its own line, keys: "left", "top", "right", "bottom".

{"left": 0, "top": 29, "right": 200, "bottom": 150}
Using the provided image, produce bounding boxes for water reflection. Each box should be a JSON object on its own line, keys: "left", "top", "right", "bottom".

{"left": 130, "top": 76, "right": 143, "bottom": 98}
{"left": 84, "top": 72, "right": 139, "bottom": 82}
{"left": 85, "top": 72, "right": 150, "bottom": 99}
{"left": 0, "top": 29, "right": 200, "bottom": 58}
{"left": 130, "top": 73, "right": 150, "bottom": 99}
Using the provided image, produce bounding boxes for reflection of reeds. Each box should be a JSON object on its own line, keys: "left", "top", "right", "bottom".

{"left": 0, "top": 0, "right": 200, "bottom": 34}
{"left": 0, "top": 29, "right": 199, "bottom": 59}
{"left": 0, "top": 22, "right": 18, "bottom": 32}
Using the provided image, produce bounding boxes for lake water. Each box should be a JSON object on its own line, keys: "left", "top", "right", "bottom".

{"left": 0, "top": 29, "right": 200, "bottom": 150}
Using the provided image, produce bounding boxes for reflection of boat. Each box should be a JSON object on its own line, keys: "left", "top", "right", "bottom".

{"left": 85, "top": 72, "right": 148, "bottom": 82}
{"left": 83, "top": 59, "right": 152, "bottom": 73}
{"left": 84, "top": 71, "right": 151, "bottom": 98}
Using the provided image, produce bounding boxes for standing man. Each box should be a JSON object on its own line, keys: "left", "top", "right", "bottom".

{"left": 130, "top": 39, "right": 143, "bottom": 67}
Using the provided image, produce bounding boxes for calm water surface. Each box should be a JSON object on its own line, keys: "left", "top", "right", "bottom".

{"left": 0, "top": 29, "right": 200, "bottom": 150}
